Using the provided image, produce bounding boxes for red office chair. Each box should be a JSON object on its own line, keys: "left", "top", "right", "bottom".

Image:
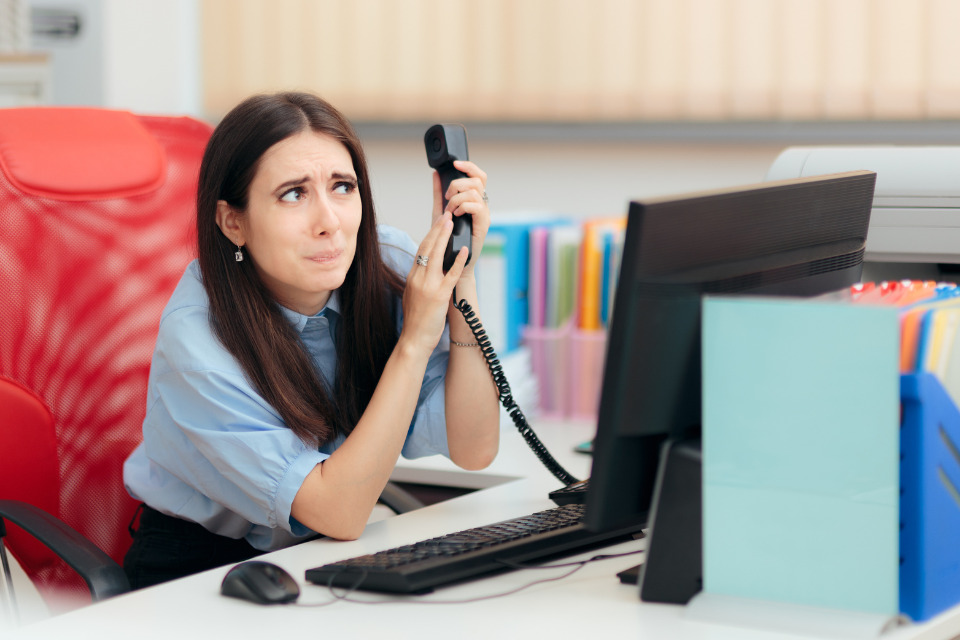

{"left": 0, "top": 106, "right": 213, "bottom": 612}
{"left": 0, "top": 106, "right": 425, "bottom": 615}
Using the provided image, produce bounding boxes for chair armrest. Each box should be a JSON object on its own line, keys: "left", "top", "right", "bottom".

{"left": 378, "top": 481, "right": 426, "bottom": 514}
{"left": 0, "top": 499, "right": 130, "bottom": 600}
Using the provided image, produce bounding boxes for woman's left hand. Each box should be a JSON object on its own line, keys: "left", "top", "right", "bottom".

{"left": 431, "top": 160, "right": 489, "bottom": 277}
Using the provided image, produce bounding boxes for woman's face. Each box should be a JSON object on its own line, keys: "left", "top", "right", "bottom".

{"left": 218, "top": 130, "right": 362, "bottom": 316}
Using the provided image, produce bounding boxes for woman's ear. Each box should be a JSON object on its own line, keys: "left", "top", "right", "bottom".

{"left": 215, "top": 200, "right": 245, "bottom": 246}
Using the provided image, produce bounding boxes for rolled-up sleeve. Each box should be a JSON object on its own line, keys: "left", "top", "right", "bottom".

{"left": 144, "top": 367, "right": 326, "bottom": 536}
{"left": 123, "top": 276, "right": 329, "bottom": 547}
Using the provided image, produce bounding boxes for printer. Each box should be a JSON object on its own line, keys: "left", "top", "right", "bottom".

{"left": 766, "top": 146, "right": 960, "bottom": 265}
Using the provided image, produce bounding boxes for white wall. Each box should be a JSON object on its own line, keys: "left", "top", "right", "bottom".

{"left": 29, "top": 0, "right": 104, "bottom": 106}
{"left": 29, "top": 0, "right": 201, "bottom": 115}
{"left": 101, "top": 0, "right": 201, "bottom": 115}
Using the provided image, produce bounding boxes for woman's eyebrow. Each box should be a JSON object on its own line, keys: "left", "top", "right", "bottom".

{"left": 331, "top": 171, "right": 358, "bottom": 182}
{"left": 274, "top": 175, "right": 310, "bottom": 193}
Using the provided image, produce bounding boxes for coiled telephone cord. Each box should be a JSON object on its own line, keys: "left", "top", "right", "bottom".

{"left": 452, "top": 289, "right": 579, "bottom": 487}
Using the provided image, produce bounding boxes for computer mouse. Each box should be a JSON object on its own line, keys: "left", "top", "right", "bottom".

{"left": 220, "top": 560, "right": 300, "bottom": 605}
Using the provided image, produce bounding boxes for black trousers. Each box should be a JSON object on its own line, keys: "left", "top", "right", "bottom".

{"left": 123, "top": 504, "right": 263, "bottom": 590}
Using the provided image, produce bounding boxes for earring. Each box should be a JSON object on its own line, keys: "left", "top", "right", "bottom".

{"left": 235, "top": 245, "right": 244, "bottom": 262}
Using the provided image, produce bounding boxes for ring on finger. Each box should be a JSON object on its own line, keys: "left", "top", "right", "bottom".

{"left": 482, "top": 190, "right": 489, "bottom": 204}
{"left": 416, "top": 254, "right": 429, "bottom": 267}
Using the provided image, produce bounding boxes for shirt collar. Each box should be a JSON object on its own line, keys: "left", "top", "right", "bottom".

{"left": 279, "top": 290, "right": 341, "bottom": 334}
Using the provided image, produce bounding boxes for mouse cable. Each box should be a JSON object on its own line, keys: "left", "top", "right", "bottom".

{"left": 317, "top": 547, "right": 645, "bottom": 607}
{"left": 291, "top": 570, "right": 369, "bottom": 608}
{"left": 451, "top": 286, "right": 579, "bottom": 487}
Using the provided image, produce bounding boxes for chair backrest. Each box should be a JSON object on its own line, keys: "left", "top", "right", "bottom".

{"left": 0, "top": 107, "right": 212, "bottom": 605}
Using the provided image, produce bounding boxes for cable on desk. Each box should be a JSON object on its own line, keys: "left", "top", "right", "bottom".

{"left": 292, "top": 570, "right": 369, "bottom": 608}
{"left": 314, "top": 548, "right": 645, "bottom": 607}
{"left": 495, "top": 548, "right": 646, "bottom": 571}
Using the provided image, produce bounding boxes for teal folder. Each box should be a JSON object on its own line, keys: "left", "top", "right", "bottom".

{"left": 701, "top": 296, "right": 900, "bottom": 615}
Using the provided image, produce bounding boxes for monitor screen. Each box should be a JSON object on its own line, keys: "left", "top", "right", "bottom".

{"left": 584, "top": 170, "right": 877, "bottom": 533}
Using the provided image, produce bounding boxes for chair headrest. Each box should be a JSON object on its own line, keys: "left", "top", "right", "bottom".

{"left": 0, "top": 107, "right": 167, "bottom": 201}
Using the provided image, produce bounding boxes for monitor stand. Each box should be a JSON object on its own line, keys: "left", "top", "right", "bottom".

{"left": 637, "top": 437, "right": 702, "bottom": 604}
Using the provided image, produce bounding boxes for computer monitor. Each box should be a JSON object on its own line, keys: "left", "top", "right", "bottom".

{"left": 584, "top": 170, "right": 877, "bottom": 536}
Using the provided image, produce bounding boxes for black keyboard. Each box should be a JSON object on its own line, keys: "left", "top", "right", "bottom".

{"left": 305, "top": 503, "right": 644, "bottom": 594}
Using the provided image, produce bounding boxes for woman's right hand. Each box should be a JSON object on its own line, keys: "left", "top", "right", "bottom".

{"left": 399, "top": 212, "right": 469, "bottom": 354}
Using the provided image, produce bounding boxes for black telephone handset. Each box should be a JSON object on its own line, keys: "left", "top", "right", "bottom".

{"left": 424, "top": 124, "right": 473, "bottom": 271}
{"left": 424, "top": 124, "right": 583, "bottom": 502}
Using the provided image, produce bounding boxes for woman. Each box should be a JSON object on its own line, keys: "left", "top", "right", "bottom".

{"left": 122, "top": 92, "right": 500, "bottom": 588}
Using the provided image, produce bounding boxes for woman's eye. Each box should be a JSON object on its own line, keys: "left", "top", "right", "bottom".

{"left": 333, "top": 181, "right": 356, "bottom": 195}
{"left": 280, "top": 187, "right": 306, "bottom": 202}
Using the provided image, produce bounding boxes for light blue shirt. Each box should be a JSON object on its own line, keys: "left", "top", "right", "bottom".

{"left": 123, "top": 225, "right": 451, "bottom": 551}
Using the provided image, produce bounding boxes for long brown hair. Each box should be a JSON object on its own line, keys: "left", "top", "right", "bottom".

{"left": 196, "top": 92, "right": 405, "bottom": 444}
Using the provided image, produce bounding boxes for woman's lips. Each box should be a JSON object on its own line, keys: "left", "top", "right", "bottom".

{"left": 306, "top": 249, "right": 343, "bottom": 264}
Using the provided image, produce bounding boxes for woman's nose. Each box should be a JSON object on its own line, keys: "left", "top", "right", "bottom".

{"left": 310, "top": 194, "right": 341, "bottom": 236}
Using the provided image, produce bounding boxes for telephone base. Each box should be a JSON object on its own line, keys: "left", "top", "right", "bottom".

{"left": 548, "top": 478, "right": 590, "bottom": 506}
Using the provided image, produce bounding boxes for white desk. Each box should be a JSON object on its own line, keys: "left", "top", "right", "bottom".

{"left": 8, "top": 419, "right": 960, "bottom": 640}
{"left": 391, "top": 416, "right": 595, "bottom": 489}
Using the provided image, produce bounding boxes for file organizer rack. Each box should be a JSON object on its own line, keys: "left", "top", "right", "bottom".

{"left": 900, "top": 372, "right": 960, "bottom": 622}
